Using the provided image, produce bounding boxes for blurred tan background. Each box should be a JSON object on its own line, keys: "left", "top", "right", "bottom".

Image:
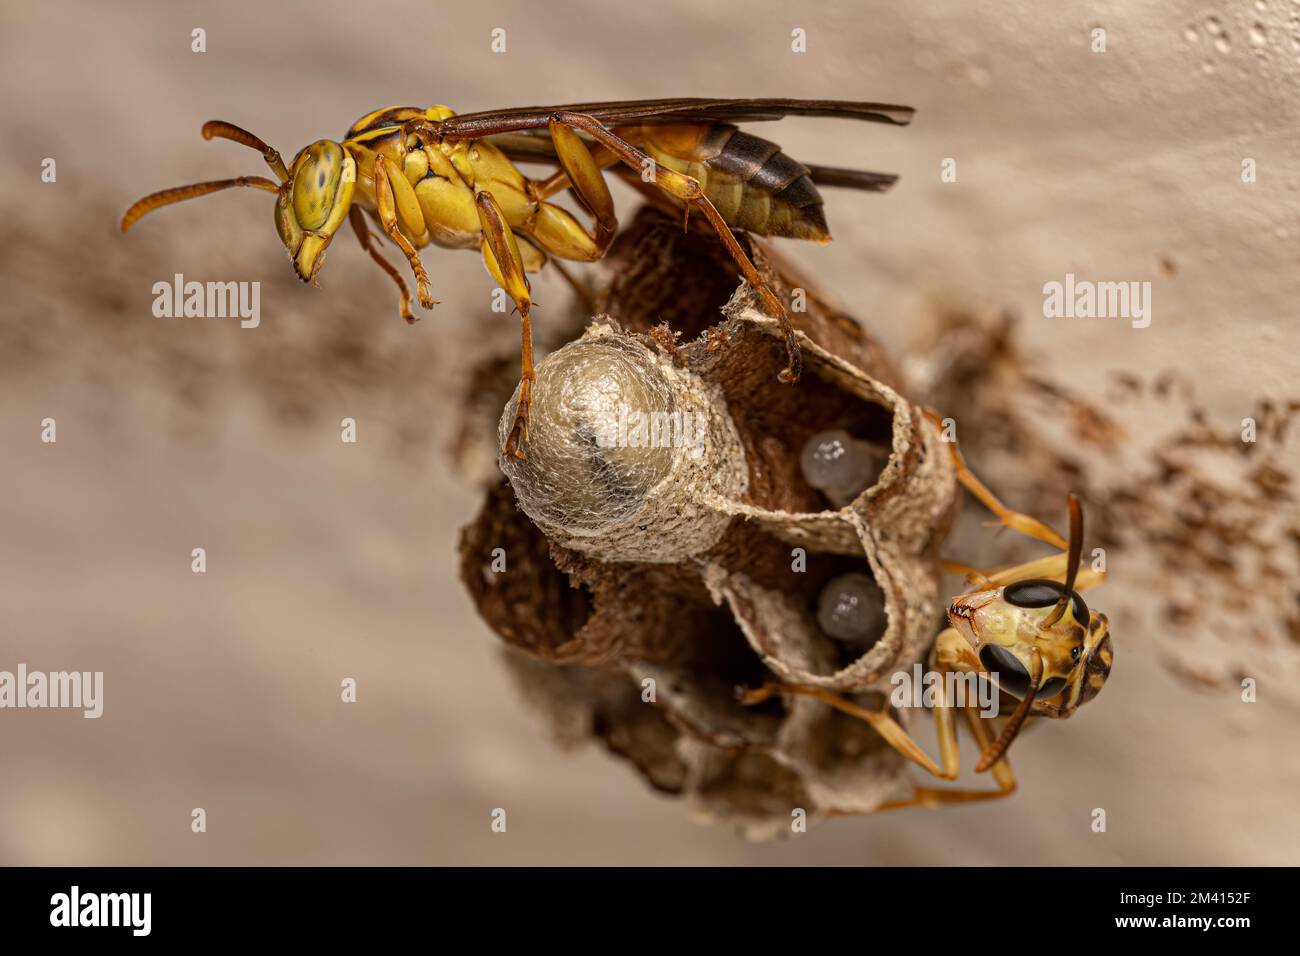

{"left": 1, "top": 0, "right": 1298, "bottom": 864}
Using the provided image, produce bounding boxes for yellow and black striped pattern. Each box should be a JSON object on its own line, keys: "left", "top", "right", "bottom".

{"left": 634, "top": 122, "right": 831, "bottom": 241}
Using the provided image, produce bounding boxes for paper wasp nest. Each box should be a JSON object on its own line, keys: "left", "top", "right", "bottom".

{"left": 458, "top": 209, "right": 957, "bottom": 834}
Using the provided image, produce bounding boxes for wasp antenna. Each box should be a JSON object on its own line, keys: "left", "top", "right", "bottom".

{"left": 1040, "top": 493, "right": 1084, "bottom": 629}
{"left": 202, "top": 120, "right": 289, "bottom": 183}
{"left": 119, "top": 176, "right": 282, "bottom": 232}
{"left": 975, "top": 647, "right": 1042, "bottom": 772}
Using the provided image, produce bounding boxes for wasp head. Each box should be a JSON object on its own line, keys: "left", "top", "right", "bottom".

{"left": 121, "top": 122, "right": 358, "bottom": 287}
{"left": 275, "top": 140, "right": 357, "bottom": 285}
{"left": 948, "top": 578, "right": 1112, "bottom": 714}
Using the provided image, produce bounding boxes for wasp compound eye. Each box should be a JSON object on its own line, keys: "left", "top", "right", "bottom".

{"left": 1003, "top": 579, "right": 1063, "bottom": 607}
{"left": 292, "top": 140, "right": 346, "bottom": 230}
{"left": 978, "top": 644, "right": 1067, "bottom": 700}
{"left": 1003, "top": 578, "right": 1089, "bottom": 625}
{"left": 979, "top": 643, "right": 1028, "bottom": 685}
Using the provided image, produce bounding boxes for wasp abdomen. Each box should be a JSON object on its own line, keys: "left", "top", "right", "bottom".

{"left": 637, "top": 123, "right": 830, "bottom": 242}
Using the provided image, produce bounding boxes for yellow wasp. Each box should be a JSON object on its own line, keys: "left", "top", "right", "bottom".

{"left": 744, "top": 437, "right": 1114, "bottom": 812}
{"left": 120, "top": 98, "right": 912, "bottom": 456}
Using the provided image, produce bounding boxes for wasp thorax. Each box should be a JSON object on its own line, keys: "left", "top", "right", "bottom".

{"left": 499, "top": 330, "right": 747, "bottom": 563}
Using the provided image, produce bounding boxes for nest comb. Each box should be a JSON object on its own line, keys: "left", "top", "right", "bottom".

{"left": 457, "top": 208, "right": 957, "bottom": 832}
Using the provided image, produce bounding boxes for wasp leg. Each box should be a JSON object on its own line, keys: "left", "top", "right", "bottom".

{"left": 740, "top": 681, "right": 958, "bottom": 781}
{"left": 348, "top": 207, "right": 415, "bottom": 324}
{"left": 373, "top": 154, "right": 436, "bottom": 310}
{"left": 743, "top": 627, "right": 1020, "bottom": 814}
{"left": 941, "top": 555, "right": 1107, "bottom": 592}
{"left": 939, "top": 559, "right": 995, "bottom": 588}
{"left": 925, "top": 409, "right": 1067, "bottom": 550}
{"left": 967, "top": 551, "right": 1106, "bottom": 592}
{"left": 476, "top": 189, "right": 535, "bottom": 460}
{"left": 532, "top": 138, "right": 620, "bottom": 203}
{"left": 516, "top": 121, "right": 621, "bottom": 267}
{"left": 513, "top": 234, "right": 591, "bottom": 311}
{"left": 545, "top": 111, "right": 802, "bottom": 384}
{"left": 870, "top": 707, "right": 1017, "bottom": 812}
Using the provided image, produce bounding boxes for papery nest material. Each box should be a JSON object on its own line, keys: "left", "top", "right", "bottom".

{"left": 457, "top": 208, "right": 958, "bottom": 829}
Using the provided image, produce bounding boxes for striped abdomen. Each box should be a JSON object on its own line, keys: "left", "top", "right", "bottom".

{"left": 632, "top": 123, "right": 830, "bottom": 241}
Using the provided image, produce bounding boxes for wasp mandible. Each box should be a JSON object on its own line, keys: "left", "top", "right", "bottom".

{"left": 743, "top": 431, "right": 1114, "bottom": 811}
{"left": 120, "top": 98, "right": 913, "bottom": 457}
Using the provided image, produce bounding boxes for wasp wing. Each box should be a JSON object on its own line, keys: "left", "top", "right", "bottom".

{"left": 485, "top": 132, "right": 901, "bottom": 193}
{"left": 441, "top": 98, "right": 914, "bottom": 139}
{"left": 804, "top": 165, "right": 899, "bottom": 193}
{"left": 482, "top": 132, "right": 567, "bottom": 163}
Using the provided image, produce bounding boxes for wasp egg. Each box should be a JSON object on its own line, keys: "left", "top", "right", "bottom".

{"left": 816, "top": 572, "right": 886, "bottom": 643}
{"left": 499, "top": 330, "right": 747, "bottom": 562}
{"left": 800, "top": 429, "right": 886, "bottom": 507}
